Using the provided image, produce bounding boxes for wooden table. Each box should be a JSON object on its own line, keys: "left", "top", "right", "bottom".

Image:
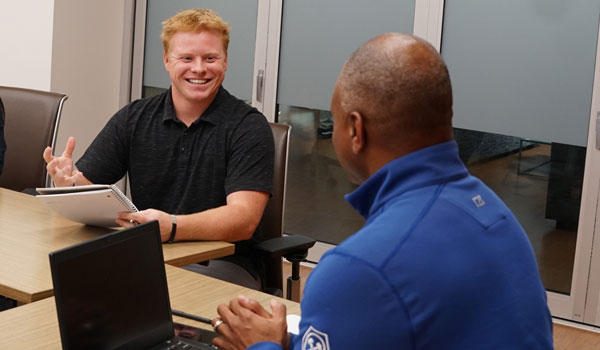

{"left": 0, "top": 188, "right": 234, "bottom": 303}
{"left": 0, "top": 265, "right": 300, "bottom": 349}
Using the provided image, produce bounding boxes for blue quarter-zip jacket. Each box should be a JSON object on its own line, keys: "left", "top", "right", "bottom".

{"left": 250, "top": 141, "right": 553, "bottom": 350}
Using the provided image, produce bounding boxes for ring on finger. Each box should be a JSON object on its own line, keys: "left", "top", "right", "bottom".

{"left": 213, "top": 319, "right": 225, "bottom": 332}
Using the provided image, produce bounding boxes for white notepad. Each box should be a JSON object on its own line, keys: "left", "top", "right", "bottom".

{"left": 35, "top": 184, "right": 138, "bottom": 227}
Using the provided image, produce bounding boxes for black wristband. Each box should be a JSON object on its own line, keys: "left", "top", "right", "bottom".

{"left": 167, "top": 215, "right": 177, "bottom": 243}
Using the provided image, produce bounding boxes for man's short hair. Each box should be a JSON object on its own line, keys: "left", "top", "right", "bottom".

{"left": 161, "top": 9, "right": 230, "bottom": 54}
{"left": 338, "top": 33, "right": 453, "bottom": 141}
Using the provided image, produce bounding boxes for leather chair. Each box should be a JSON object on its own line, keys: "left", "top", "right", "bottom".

{"left": 256, "top": 123, "right": 315, "bottom": 302}
{"left": 0, "top": 86, "right": 68, "bottom": 191}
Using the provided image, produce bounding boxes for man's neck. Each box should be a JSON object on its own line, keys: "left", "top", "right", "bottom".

{"left": 171, "top": 90, "right": 218, "bottom": 127}
{"left": 365, "top": 133, "right": 453, "bottom": 179}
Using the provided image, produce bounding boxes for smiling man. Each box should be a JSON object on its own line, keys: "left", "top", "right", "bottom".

{"left": 43, "top": 9, "right": 274, "bottom": 289}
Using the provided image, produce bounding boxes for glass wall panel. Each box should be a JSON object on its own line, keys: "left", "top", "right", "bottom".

{"left": 441, "top": 0, "right": 600, "bottom": 294}
{"left": 143, "top": 0, "right": 258, "bottom": 100}
{"left": 442, "top": 0, "right": 599, "bottom": 147}
{"left": 277, "top": 0, "right": 415, "bottom": 244}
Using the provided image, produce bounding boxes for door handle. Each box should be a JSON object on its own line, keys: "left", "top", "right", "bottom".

{"left": 256, "top": 69, "right": 264, "bottom": 103}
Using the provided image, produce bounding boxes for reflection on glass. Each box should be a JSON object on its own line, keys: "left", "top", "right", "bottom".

{"left": 278, "top": 105, "right": 364, "bottom": 245}
{"left": 456, "top": 128, "right": 585, "bottom": 295}
{"left": 279, "top": 108, "right": 584, "bottom": 294}
{"left": 276, "top": 0, "right": 415, "bottom": 247}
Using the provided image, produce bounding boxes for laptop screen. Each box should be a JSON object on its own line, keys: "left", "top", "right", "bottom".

{"left": 50, "top": 221, "right": 174, "bottom": 350}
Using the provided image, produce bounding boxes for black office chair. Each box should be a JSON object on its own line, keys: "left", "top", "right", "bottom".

{"left": 0, "top": 86, "right": 68, "bottom": 191}
{"left": 254, "top": 123, "right": 316, "bottom": 302}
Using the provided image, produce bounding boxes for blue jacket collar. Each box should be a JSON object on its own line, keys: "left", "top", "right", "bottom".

{"left": 345, "top": 141, "right": 469, "bottom": 219}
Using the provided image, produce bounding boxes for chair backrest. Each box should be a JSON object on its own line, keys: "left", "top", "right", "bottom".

{"left": 0, "top": 86, "right": 68, "bottom": 191}
{"left": 259, "top": 122, "right": 291, "bottom": 292}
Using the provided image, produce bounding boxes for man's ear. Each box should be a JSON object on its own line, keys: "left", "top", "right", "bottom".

{"left": 163, "top": 52, "right": 169, "bottom": 68}
{"left": 348, "top": 111, "right": 366, "bottom": 154}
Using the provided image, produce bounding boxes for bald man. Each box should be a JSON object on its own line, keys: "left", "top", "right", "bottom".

{"left": 211, "top": 33, "right": 553, "bottom": 350}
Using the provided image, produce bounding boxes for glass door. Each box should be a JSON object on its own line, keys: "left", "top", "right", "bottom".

{"left": 269, "top": 0, "right": 417, "bottom": 256}
{"left": 438, "top": 0, "right": 600, "bottom": 323}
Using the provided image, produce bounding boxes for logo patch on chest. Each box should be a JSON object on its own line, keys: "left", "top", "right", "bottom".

{"left": 302, "top": 326, "right": 330, "bottom": 350}
{"left": 472, "top": 194, "right": 486, "bottom": 208}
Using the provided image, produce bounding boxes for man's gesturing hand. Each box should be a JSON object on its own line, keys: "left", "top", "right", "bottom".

{"left": 43, "top": 136, "right": 85, "bottom": 187}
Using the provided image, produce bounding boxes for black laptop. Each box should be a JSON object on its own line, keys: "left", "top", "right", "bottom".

{"left": 49, "top": 221, "right": 216, "bottom": 350}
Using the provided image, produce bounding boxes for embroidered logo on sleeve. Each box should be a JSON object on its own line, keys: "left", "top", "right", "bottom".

{"left": 472, "top": 194, "right": 486, "bottom": 208}
{"left": 302, "top": 326, "right": 330, "bottom": 350}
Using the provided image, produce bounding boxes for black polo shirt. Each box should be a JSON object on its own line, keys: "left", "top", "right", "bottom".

{"left": 77, "top": 86, "right": 274, "bottom": 231}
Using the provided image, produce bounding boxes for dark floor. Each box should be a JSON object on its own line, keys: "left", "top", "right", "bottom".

{"left": 279, "top": 106, "right": 578, "bottom": 295}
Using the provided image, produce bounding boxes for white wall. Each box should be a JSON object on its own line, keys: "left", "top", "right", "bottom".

{"left": 0, "top": 0, "right": 54, "bottom": 90}
{"left": 50, "top": 0, "right": 133, "bottom": 162}
{"left": 0, "top": 0, "right": 132, "bottom": 169}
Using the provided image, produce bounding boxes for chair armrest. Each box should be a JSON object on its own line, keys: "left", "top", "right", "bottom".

{"left": 253, "top": 234, "right": 316, "bottom": 257}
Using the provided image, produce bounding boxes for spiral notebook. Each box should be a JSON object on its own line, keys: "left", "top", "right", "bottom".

{"left": 35, "top": 184, "right": 138, "bottom": 227}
